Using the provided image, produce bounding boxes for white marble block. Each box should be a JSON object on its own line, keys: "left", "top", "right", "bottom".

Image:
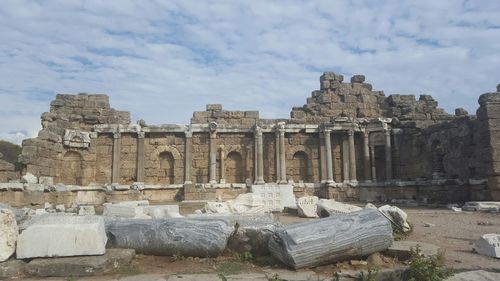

{"left": 474, "top": 233, "right": 500, "bottom": 258}
{"left": 16, "top": 215, "right": 107, "bottom": 258}
{"left": 0, "top": 209, "right": 19, "bottom": 262}
{"left": 251, "top": 184, "right": 296, "bottom": 212}
{"left": 297, "top": 196, "right": 319, "bottom": 218}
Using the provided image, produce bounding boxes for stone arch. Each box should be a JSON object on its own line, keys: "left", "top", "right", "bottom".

{"left": 225, "top": 151, "right": 245, "bottom": 183}
{"left": 152, "top": 146, "right": 181, "bottom": 160}
{"left": 61, "top": 151, "right": 83, "bottom": 185}
{"left": 290, "top": 150, "right": 311, "bottom": 183}
{"left": 159, "top": 151, "right": 175, "bottom": 184}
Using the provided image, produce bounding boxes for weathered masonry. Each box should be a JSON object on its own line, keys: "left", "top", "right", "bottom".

{"left": 15, "top": 73, "right": 500, "bottom": 201}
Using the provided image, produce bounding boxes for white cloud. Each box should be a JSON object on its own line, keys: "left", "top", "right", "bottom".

{"left": 1, "top": 0, "right": 500, "bottom": 144}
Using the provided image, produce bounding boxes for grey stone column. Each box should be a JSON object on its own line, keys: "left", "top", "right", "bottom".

{"left": 370, "top": 144, "right": 377, "bottom": 182}
{"left": 184, "top": 130, "right": 193, "bottom": 184}
{"left": 275, "top": 132, "right": 281, "bottom": 182}
{"left": 348, "top": 129, "right": 357, "bottom": 181}
{"left": 362, "top": 131, "right": 371, "bottom": 182}
{"left": 112, "top": 132, "right": 121, "bottom": 184}
{"left": 319, "top": 132, "right": 327, "bottom": 183}
{"left": 342, "top": 134, "right": 350, "bottom": 182}
{"left": 220, "top": 145, "right": 225, "bottom": 184}
{"left": 136, "top": 132, "right": 145, "bottom": 183}
{"left": 279, "top": 125, "right": 287, "bottom": 183}
{"left": 209, "top": 131, "right": 217, "bottom": 184}
{"left": 324, "top": 129, "right": 334, "bottom": 183}
{"left": 255, "top": 127, "right": 265, "bottom": 184}
{"left": 392, "top": 129, "right": 402, "bottom": 180}
{"left": 385, "top": 129, "right": 393, "bottom": 181}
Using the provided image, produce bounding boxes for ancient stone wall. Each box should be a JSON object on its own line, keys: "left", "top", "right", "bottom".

{"left": 144, "top": 133, "right": 185, "bottom": 184}
{"left": 191, "top": 104, "right": 259, "bottom": 127}
{"left": 0, "top": 158, "right": 18, "bottom": 182}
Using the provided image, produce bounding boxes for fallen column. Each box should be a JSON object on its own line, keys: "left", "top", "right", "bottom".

{"left": 106, "top": 218, "right": 234, "bottom": 257}
{"left": 268, "top": 208, "right": 393, "bottom": 269}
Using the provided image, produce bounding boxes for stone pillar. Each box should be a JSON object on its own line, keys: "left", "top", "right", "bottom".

{"left": 279, "top": 125, "right": 287, "bottom": 183}
{"left": 255, "top": 127, "right": 265, "bottom": 184}
{"left": 319, "top": 132, "right": 327, "bottom": 183}
{"left": 136, "top": 132, "right": 145, "bottom": 182}
{"left": 184, "top": 130, "right": 193, "bottom": 184}
{"left": 370, "top": 144, "right": 377, "bottom": 182}
{"left": 112, "top": 132, "right": 121, "bottom": 183}
{"left": 209, "top": 131, "right": 217, "bottom": 184}
{"left": 348, "top": 130, "right": 357, "bottom": 182}
{"left": 220, "top": 145, "right": 225, "bottom": 184}
{"left": 342, "top": 134, "right": 350, "bottom": 182}
{"left": 392, "top": 129, "right": 402, "bottom": 180}
{"left": 385, "top": 129, "right": 393, "bottom": 181}
{"left": 275, "top": 132, "right": 281, "bottom": 182}
{"left": 362, "top": 131, "right": 371, "bottom": 182}
{"left": 324, "top": 129, "right": 334, "bottom": 183}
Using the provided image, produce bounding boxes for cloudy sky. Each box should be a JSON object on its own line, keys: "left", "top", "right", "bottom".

{"left": 1, "top": 0, "right": 499, "bottom": 144}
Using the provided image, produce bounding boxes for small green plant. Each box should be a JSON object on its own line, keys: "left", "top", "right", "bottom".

{"left": 271, "top": 273, "right": 282, "bottom": 281}
{"left": 215, "top": 261, "right": 242, "bottom": 275}
{"left": 405, "top": 246, "right": 453, "bottom": 281}
{"left": 357, "top": 267, "right": 378, "bottom": 281}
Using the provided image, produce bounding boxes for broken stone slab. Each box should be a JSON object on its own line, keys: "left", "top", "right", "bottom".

{"left": 297, "top": 196, "right": 319, "bottom": 218}
{"left": 144, "top": 205, "right": 183, "bottom": 219}
{"left": 316, "top": 199, "right": 362, "bottom": 217}
{"left": 0, "top": 209, "right": 19, "bottom": 262}
{"left": 474, "top": 233, "right": 500, "bottom": 258}
{"left": 106, "top": 218, "right": 234, "bottom": 257}
{"left": 112, "top": 183, "right": 131, "bottom": 191}
{"left": 227, "top": 193, "right": 268, "bottom": 214}
{"left": 446, "top": 270, "right": 500, "bottom": 281}
{"left": 268, "top": 209, "right": 393, "bottom": 269}
{"left": 251, "top": 184, "right": 296, "bottom": 212}
{"left": 78, "top": 205, "right": 95, "bottom": 216}
{"left": 21, "top": 173, "right": 37, "bottom": 184}
{"left": 16, "top": 215, "right": 107, "bottom": 259}
{"left": 0, "top": 259, "right": 26, "bottom": 279}
{"left": 24, "top": 248, "right": 135, "bottom": 277}
{"left": 103, "top": 203, "right": 151, "bottom": 219}
{"left": 201, "top": 201, "right": 232, "bottom": 214}
{"left": 462, "top": 201, "right": 500, "bottom": 212}
{"left": 378, "top": 205, "right": 411, "bottom": 232}
{"left": 386, "top": 241, "right": 441, "bottom": 260}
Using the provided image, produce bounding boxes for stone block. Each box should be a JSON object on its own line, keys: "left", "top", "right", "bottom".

{"left": 103, "top": 204, "right": 150, "bottom": 219}
{"left": 25, "top": 248, "right": 135, "bottom": 277}
{"left": 244, "top": 111, "right": 259, "bottom": 118}
{"left": 38, "top": 176, "right": 54, "bottom": 185}
{"left": 316, "top": 199, "right": 362, "bottom": 217}
{"left": 250, "top": 184, "right": 296, "bottom": 212}
{"left": 474, "top": 233, "right": 500, "bottom": 258}
{"left": 24, "top": 183, "right": 44, "bottom": 192}
{"left": 297, "top": 196, "right": 319, "bottom": 218}
{"left": 462, "top": 201, "right": 500, "bottom": 211}
{"left": 144, "top": 205, "right": 183, "bottom": 218}
{"left": 0, "top": 259, "right": 26, "bottom": 279}
{"left": 206, "top": 104, "right": 223, "bottom": 111}
{"left": 21, "top": 173, "right": 37, "bottom": 184}
{"left": 78, "top": 205, "right": 95, "bottom": 216}
{"left": 16, "top": 215, "right": 107, "bottom": 258}
{"left": 0, "top": 209, "right": 18, "bottom": 262}
{"left": 446, "top": 270, "right": 500, "bottom": 281}
{"left": 350, "top": 75, "right": 365, "bottom": 83}
{"left": 387, "top": 241, "right": 441, "bottom": 261}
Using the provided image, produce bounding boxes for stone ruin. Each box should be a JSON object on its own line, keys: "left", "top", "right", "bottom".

{"left": 0, "top": 73, "right": 499, "bottom": 204}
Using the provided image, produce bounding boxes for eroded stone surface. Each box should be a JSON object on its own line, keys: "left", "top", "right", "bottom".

{"left": 297, "top": 196, "right": 319, "bottom": 218}
{"left": 16, "top": 215, "right": 107, "bottom": 258}
{"left": 0, "top": 209, "right": 18, "bottom": 262}
{"left": 474, "top": 233, "right": 500, "bottom": 258}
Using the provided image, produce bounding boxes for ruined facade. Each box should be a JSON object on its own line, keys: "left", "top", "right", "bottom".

{"left": 14, "top": 74, "right": 500, "bottom": 201}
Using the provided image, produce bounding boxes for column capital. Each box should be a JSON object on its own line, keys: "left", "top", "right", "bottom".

{"left": 137, "top": 131, "right": 145, "bottom": 139}
{"left": 184, "top": 130, "right": 193, "bottom": 138}
{"left": 113, "top": 132, "right": 121, "bottom": 139}
{"left": 323, "top": 127, "right": 332, "bottom": 134}
{"left": 347, "top": 129, "right": 354, "bottom": 136}
{"left": 384, "top": 129, "right": 391, "bottom": 136}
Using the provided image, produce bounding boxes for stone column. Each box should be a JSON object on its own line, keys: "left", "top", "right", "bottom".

{"left": 385, "top": 129, "right": 393, "bottom": 181}
{"left": 255, "top": 127, "right": 265, "bottom": 184}
{"left": 275, "top": 132, "right": 281, "bottom": 182}
{"left": 392, "top": 129, "right": 402, "bottom": 180}
{"left": 184, "top": 130, "right": 193, "bottom": 184}
{"left": 279, "top": 125, "right": 287, "bottom": 183}
{"left": 209, "top": 131, "right": 217, "bottom": 184}
{"left": 370, "top": 144, "right": 377, "bottom": 182}
{"left": 319, "top": 131, "right": 327, "bottom": 183}
{"left": 348, "top": 129, "right": 357, "bottom": 181}
{"left": 362, "top": 131, "right": 371, "bottom": 182}
{"left": 136, "top": 132, "right": 145, "bottom": 183}
{"left": 342, "top": 134, "right": 350, "bottom": 182}
{"left": 324, "top": 128, "right": 334, "bottom": 183}
{"left": 112, "top": 132, "right": 121, "bottom": 184}
{"left": 220, "top": 145, "right": 225, "bottom": 184}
